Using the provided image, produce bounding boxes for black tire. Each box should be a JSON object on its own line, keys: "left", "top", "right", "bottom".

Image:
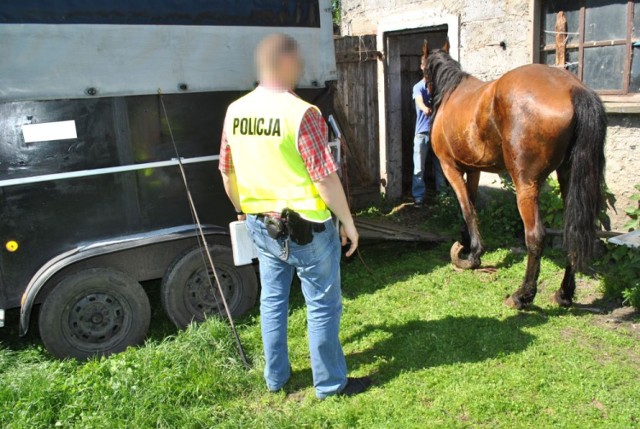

{"left": 39, "top": 268, "right": 151, "bottom": 360}
{"left": 161, "top": 244, "right": 258, "bottom": 329}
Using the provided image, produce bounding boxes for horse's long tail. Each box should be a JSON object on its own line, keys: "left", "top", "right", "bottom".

{"left": 564, "top": 86, "right": 607, "bottom": 271}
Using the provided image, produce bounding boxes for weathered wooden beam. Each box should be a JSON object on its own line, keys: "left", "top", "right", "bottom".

{"left": 328, "top": 82, "right": 374, "bottom": 186}
{"left": 555, "top": 11, "right": 567, "bottom": 66}
{"left": 355, "top": 218, "right": 449, "bottom": 243}
{"left": 545, "top": 228, "right": 622, "bottom": 239}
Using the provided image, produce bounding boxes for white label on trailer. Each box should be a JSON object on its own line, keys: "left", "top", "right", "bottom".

{"left": 22, "top": 120, "right": 77, "bottom": 143}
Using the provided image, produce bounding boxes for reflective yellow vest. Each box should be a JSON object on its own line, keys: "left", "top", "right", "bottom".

{"left": 224, "top": 87, "right": 331, "bottom": 222}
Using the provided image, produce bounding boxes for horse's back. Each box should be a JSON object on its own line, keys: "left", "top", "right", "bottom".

{"left": 433, "top": 63, "right": 583, "bottom": 174}
{"left": 492, "top": 64, "right": 582, "bottom": 176}
{"left": 495, "top": 64, "right": 581, "bottom": 118}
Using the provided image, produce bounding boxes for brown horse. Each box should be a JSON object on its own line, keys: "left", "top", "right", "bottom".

{"left": 423, "top": 41, "right": 606, "bottom": 309}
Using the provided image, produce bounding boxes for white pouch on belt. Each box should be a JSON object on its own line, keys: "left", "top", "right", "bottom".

{"left": 229, "top": 220, "right": 257, "bottom": 266}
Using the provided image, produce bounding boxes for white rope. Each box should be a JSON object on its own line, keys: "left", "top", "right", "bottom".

{"left": 544, "top": 30, "right": 579, "bottom": 35}
{"left": 357, "top": 34, "right": 375, "bottom": 63}
{"left": 550, "top": 61, "right": 579, "bottom": 68}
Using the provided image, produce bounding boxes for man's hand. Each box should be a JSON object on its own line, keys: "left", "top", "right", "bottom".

{"left": 339, "top": 221, "right": 359, "bottom": 257}
{"left": 313, "top": 172, "right": 359, "bottom": 257}
{"left": 237, "top": 214, "right": 247, "bottom": 221}
{"left": 416, "top": 93, "right": 432, "bottom": 117}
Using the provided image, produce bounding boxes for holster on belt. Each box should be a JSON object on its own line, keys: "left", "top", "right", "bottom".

{"left": 263, "top": 209, "right": 320, "bottom": 245}
{"left": 284, "top": 209, "right": 314, "bottom": 245}
{"left": 264, "top": 215, "right": 288, "bottom": 240}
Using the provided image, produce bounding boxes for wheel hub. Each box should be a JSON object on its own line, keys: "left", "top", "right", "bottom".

{"left": 68, "top": 293, "right": 125, "bottom": 344}
{"left": 185, "top": 267, "right": 235, "bottom": 316}
{"left": 90, "top": 313, "right": 104, "bottom": 324}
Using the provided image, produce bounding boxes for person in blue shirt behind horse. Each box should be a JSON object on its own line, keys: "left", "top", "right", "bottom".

{"left": 412, "top": 56, "right": 446, "bottom": 208}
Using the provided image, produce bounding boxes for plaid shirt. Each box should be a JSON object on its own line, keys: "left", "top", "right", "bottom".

{"left": 219, "top": 106, "right": 337, "bottom": 182}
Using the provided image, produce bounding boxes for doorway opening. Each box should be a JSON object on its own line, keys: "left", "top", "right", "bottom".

{"left": 385, "top": 25, "right": 448, "bottom": 199}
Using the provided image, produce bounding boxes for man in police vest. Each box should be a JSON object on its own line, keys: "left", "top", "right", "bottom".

{"left": 219, "top": 34, "right": 371, "bottom": 399}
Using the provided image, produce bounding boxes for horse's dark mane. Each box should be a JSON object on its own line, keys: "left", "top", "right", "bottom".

{"left": 425, "top": 50, "right": 469, "bottom": 116}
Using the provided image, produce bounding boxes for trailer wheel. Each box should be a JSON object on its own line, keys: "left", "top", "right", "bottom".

{"left": 161, "top": 244, "right": 258, "bottom": 329}
{"left": 39, "top": 268, "right": 151, "bottom": 360}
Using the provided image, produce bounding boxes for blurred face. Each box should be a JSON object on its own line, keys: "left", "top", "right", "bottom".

{"left": 279, "top": 49, "right": 303, "bottom": 89}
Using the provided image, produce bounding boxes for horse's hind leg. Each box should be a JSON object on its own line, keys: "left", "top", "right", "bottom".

{"left": 442, "top": 165, "right": 483, "bottom": 270}
{"left": 552, "top": 264, "right": 576, "bottom": 307}
{"left": 505, "top": 181, "right": 545, "bottom": 309}
{"left": 551, "top": 166, "right": 576, "bottom": 307}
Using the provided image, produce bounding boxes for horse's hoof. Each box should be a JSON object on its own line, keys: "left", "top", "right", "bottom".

{"left": 550, "top": 290, "right": 573, "bottom": 308}
{"left": 504, "top": 294, "right": 531, "bottom": 310}
{"left": 450, "top": 241, "right": 481, "bottom": 270}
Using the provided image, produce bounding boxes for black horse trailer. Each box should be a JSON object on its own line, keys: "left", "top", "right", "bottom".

{"left": 0, "top": 0, "right": 337, "bottom": 359}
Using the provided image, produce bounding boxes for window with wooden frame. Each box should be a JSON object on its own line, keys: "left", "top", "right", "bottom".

{"left": 540, "top": 0, "right": 640, "bottom": 96}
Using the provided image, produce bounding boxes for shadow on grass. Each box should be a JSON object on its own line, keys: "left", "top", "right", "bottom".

{"left": 277, "top": 306, "right": 600, "bottom": 395}
{"left": 281, "top": 241, "right": 450, "bottom": 316}
{"left": 343, "top": 312, "right": 548, "bottom": 386}
{"left": 482, "top": 248, "right": 528, "bottom": 270}
{"left": 143, "top": 280, "right": 180, "bottom": 341}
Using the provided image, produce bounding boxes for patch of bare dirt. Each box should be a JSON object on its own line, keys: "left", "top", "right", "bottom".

{"left": 285, "top": 389, "right": 309, "bottom": 403}
{"left": 591, "top": 399, "right": 608, "bottom": 419}
{"left": 595, "top": 306, "right": 640, "bottom": 339}
{"left": 571, "top": 278, "right": 640, "bottom": 340}
{"left": 385, "top": 202, "right": 432, "bottom": 229}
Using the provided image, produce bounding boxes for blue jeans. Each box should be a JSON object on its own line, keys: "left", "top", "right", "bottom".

{"left": 245, "top": 215, "right": 347, "bottom": 399}
{"left": 412, "top": 133, "right": 445, "bottom": 201}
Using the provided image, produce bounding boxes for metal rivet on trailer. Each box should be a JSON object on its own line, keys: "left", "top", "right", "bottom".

{"left": 5, "top": 240, "right": 19, "bottom": 252}
{"left": 86, "top": 87, "right": 98, "bottom": 96}
{"left": 178, "top": 83, "right": 189, "bottom": 91}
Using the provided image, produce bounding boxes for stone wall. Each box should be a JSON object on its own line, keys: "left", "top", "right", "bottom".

{"left": 339, "top": 0, "right": 640, "bottom": 231}
{"left": 341, "top": 0, "right": 533, "bottom": 80}
{"left": 604, "top": 114, "right": 640, "bottom": 230}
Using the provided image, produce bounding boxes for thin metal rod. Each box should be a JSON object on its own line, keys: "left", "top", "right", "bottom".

{"left": 158, "top": 91, "right": 250, "bottom": 368}
{"left": 0, "top": 155, "right": 219, "bottom": 188}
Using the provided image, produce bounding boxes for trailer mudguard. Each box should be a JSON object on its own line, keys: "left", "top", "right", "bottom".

{"left": 19, "top": 224, "right": 226, "bottom": 336}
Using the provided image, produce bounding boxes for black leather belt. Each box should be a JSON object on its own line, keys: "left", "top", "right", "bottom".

{"left": 256, "top": 213, "right": 326, "bottom": 232}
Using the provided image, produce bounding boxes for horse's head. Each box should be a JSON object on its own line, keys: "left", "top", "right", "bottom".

{"left": 423, "top": 39, "right": 451, "bottom": 83}
{"left": 422, "top": 39, "right": 467, "bottom": 113}
{"left": 422, "top": 39, "right": 450, "bottom": 96}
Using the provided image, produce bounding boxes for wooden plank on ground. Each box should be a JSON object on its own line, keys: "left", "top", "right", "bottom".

{"left": 355, "top": 218, "right": 449, "bottom": 243}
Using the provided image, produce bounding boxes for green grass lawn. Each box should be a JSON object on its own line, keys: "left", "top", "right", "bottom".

{"left": 1, "top": 242, "right": 639, "bottom": 428}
